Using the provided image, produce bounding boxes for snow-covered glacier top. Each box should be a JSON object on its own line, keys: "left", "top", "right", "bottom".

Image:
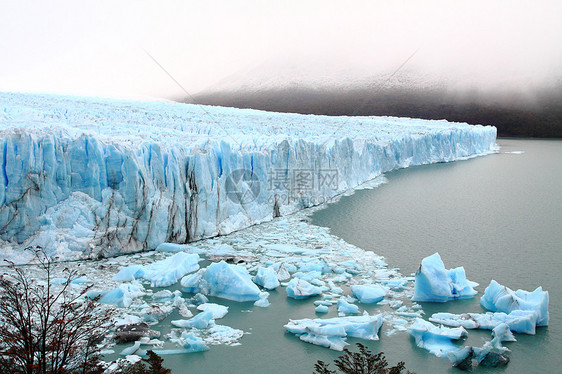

{"left": 1, "top": 92, "right": 490, "bottom": 149}
{"left": 0, "top": 92, "right": 497, "bottom": 262}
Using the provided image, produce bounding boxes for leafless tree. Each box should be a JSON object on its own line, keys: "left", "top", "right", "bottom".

{"left": 0, "top": 247, "right": 114, "bottom": 374}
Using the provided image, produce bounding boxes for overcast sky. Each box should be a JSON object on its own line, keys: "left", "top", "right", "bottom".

{"left": 0, "top": 0, "right": 561, "bottom": 100}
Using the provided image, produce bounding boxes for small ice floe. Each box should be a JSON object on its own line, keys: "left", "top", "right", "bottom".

{"left": 284, "top": 313, "right": 383, "bottom": 351}
{"left": 480, "top": 280, "right": 549, "bottom": 326}
{"left": 395, "top": 306, "right": 424, "bottom": 318}
{"left": 141, "top": 304, "right": 174, "bottom": 324}
{"left": 448, "top": 324, "right": 513, "bottom": 371}
{"left": 253, "top": 266, "right": 280, "bottom": 290}
{"left": 94, "top": 282, "right": 146, "bottom": 308}
{"left": 181, "top": 261, "right": 262, "bottom": 302}
{"left": 197, "top": 303, "right": 229, "bottom": 319}
{"left": 350, "top": 284, "right": 386, "bottom": 304}
{"left": 379, "top": 278, "right": 407, "bottom": 290}
{"left": 172, "top": 310, "right": 215, "bottom": 329}
{"left": 429, "top": 310, "right": 538, "bottom": 334}
{"left": 120, "top": 341, "right": 145, "bottom": 356}
{"left": 337, "top": 299, "right": 360, "bottom": 316}
{"left": 152, "top": 290, "right": 174, "bottom": 300}
{"left": 271, "top": 262, "right": 291, "bottom": 281}
{"left": 412, "top": 253, "right": 478, "bottom": 302}
{"left": 286, "top": 278, "right": 323, "bottom": 299}
{"left": 503, "top": 151, "right": 525, "bottom": 154}
{"left": 113, "top": 252, "right": 200, "bottom": 287}
{"left": 156, "top": 331, "right": 209, "bottom": 354}
{"left": 408, "top": 318, "right": 467, "bottom": 358}
{"left": 254, "top": 292, "right": 270, "bottom": 307}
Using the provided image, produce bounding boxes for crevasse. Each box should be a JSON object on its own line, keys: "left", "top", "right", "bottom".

{"left": 0, "top": 92, "right": 497, "bottom": 260}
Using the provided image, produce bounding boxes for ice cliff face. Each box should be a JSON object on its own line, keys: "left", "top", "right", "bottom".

{"left": 0, "top": 92, "right": 497, "bottom": 260}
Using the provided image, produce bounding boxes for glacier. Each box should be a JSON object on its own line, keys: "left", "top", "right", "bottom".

{"left": 0, "top": 92, "right": 496, "bottom": 260}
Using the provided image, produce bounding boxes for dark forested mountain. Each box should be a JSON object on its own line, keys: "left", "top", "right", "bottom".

{"left": 191, "top": 69, "right": 562, "bottom": 138}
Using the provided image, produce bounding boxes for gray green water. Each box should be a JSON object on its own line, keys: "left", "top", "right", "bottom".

{"left": 311, "top": 138, "right": 562, "bottom": 373}
{"left": 126, "top": 138, "right": 560, "bottom": 373}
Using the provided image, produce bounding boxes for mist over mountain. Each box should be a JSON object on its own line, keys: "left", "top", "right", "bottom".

{"left": 191, "top": 61, "right": 562, "bottom": 138}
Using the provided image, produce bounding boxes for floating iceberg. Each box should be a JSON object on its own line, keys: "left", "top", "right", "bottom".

{"left": 337, "top": 299, "right": 360, "bottom": 316}
{"left": 430, "top": 310, "right": 538, "bottom": 334}
{"left": 480, "top": 280, "right": 549, "bottom": 326}
{"left": 253, "top": 266, "right": 280, "bottom": 290}
{"left": 409, "top": 318, "right": 467, "bottom": 358}
{"left": 351, "top": 284, "right": 386, "bottom": 304}
{"left": 197, "top": 303, "right": 229, "bottom": 319}
{"left": 158, "top": 331, "right": 209, "bottom": 354}
{"left": 285, "top": 313, "right": 383, "bottom": 351}
{"left": 286, "top": 278, "right": 323, "bottom": 299}
{"left": 172, "top": 310, "right": 215, "bottom": 329}
{"left": 447, "top": 324, "right": 513, "bottom": 370}
{"left": 412, "top": 253, "right": 478, "bottom": 302}
{"left": 95, "top": 282, "right": 146, "bottom": 308}
{"left": 114, "top": 252, "right": 200, "bottom": 287}
{"left": 181, "top": 261, "right": 261, "bottom": 302}
{"left": 0, "top": 92, "right": 497, "bottom": 261}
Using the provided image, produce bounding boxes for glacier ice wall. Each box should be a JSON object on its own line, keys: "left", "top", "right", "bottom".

{"left": 0, "top": 92, "right": 497, "bottom": 260}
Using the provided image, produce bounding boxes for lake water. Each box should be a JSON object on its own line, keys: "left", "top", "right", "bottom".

{"left": 109, "top": 138, "right": 560, "bottom": 373}
{"left": 311, "top": 138, "right": 562, "bottom": 373}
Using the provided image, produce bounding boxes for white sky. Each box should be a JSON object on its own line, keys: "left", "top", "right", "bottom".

{"left": 0, "top": 0, "right": 561, "bottom": 100}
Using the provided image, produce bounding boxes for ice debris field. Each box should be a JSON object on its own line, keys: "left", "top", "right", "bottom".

{"left": 0, "top": 93, "right": 548, "bottom": 370}
{"left": 0, "top": 92, "right": 496, "bottom": 262}
{"left": 8, "top": 209, "right": 549, "bottom": 371}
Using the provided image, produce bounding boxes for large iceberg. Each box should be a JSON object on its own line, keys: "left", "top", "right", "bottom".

{"left": 284, "top": 313, "right": 383, "bottom": 351}
{"left": 180, "top": 261, "right": 262, "bottom": 302}
{"left": 480, "top": 280, "right": 549, "bottom": 326}
{"left": 412, "top": 253, "right": 478, "bottom": 302}
{"left": 0, "top": 92, "right": 497, "bottom": 260}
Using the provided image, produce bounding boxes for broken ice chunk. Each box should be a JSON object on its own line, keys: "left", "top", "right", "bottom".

{"left": 286, "top": 278, "right": 323, "bottom": 299}
{"left": 197, "top": 303, "right": 229, "bottom": 319}
{"left": 350, "top": 284, "right": 386, "bottom": 304}
{"left": 412, "top": 253, "right": 478, "bottom": 302}
{"left": 141, "top": 252, "right": 200, "bottom": 287}
{"left": 337, "top": 299, "right": 360, "bottom": 316}
{"left": 181, "top": 261, "right": 261, "bottom": 302}
{"left": 429, "top": 310, "right": 538, "bottom": 334}
{"left": 113, "top": 252, "right": 200, "bottom": 287}
{"left": 480, "top": 280, "right": 549, "bottom": 326}
{"left": 253, "top": 266, "right": 280, "bottom": 290}
{"left": 284, "top": 314, "right": 383, "bottom": 351}
{"left": 409, "top": 318, "right": 467, "bottom": 358}
{"left": 97, "top": 282, "right": 146, "bottom": 308}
